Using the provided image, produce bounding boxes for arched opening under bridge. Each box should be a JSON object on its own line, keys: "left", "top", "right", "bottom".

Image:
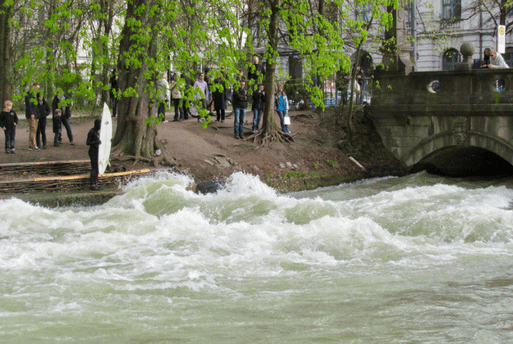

{"left": 409, "top": 146, "right": 513, "bottom": 177}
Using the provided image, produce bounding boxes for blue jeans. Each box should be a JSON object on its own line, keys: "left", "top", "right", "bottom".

{"left": 252, "top": 109, "right": 262, "bottom": 131}
{"left": 61, "top": 117, "right": 73, "bottom": 143}
{"left": 234, "top": 107, "right": 246, "bottom": 136}
{"left": 276, "top": 110, "right": 289, "bottom": 133}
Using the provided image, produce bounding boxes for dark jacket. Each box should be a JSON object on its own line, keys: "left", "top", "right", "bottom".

{"left": 232, "top": 87, "right": 248, "bottom": 109}
{"left": 87, "top": 119, "right": 102, "bottom": 153}
{"left": 110, "top": 75, "right": 119, "bottom": 99}
{"left": 212, "top": 79, "right": 228, "bottom": 110}
{"left": 52, "top": 95, "right": 71, "bottom": 119}
{"left": 25, "top": 92, "right": 39, "bottom": 120}
{"left": 53, "top": 114, "right": 62, "bottom": 133}
{"left": 37, "top": 98, "right": 51, "bottom": 119}
{"left": 248, "top": 63, "right": 265, "bottom": 83}
{"left": 0, "top": 110, "right": 18, "bottom": 130}
{"left": 252, "top": 90, "right": 266, "bottom": 111}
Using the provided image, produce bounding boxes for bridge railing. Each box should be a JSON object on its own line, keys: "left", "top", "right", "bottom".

{"left": 370, "top": 69, "right": 513, "bottom": 116}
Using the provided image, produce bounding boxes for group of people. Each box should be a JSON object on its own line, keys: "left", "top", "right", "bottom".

{"left": 480, "top": 48, "right": 509, "bottom": 69}
{"left": 1, "top": 82, "right": 74, "bottom": 154}
{"left": 148, "top": 55, "right": 291, "bottom": 140}
{"left": 230, "top": 81, "right": 290, "bottom": 139}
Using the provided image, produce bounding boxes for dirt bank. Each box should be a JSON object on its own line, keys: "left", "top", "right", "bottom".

{"left": 1, "top": 106, "right": 405, "bottom": 193}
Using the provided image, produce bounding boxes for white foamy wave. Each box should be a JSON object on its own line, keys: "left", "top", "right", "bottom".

{"left": 1, "top": 173, "right": 513, "bottom": 281}
{"left": 121, "top": 169, "right": 193, "bottom": 192}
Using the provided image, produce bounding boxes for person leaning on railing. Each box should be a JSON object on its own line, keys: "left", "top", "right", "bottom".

{"left": 487, "top": 50, "right": 509, "bottom": 69}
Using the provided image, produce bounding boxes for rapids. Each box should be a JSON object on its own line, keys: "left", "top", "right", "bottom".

{"left": 1, "top": 171, "right": 512, "bottom": 343}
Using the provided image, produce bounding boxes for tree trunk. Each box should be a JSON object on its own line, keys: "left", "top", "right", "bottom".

{"left": 99, "top": 0, "right": 114, "bottom": 105}
{"left": 499, "top": 0, "right": 507, "bottom": 26}
{"left": 0, "top": 1, "right": 13, "bottom": 102}
{"left": 111, "top": 0, "right": 159, "bottom": 160}
{"left": 259, "top": 0, "right": 281, "bottom": 140}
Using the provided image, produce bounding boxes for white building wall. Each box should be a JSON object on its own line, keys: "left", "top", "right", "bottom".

{"left": 414, "top": 0, "right": 513, "bottom": 71}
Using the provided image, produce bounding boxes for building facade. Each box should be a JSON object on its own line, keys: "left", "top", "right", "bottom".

{"left": 412, "top": 0, "right": 513, "bottom": 71}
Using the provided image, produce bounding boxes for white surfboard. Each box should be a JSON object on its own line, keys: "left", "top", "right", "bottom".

{"left": 98, "top": 103, "right": 113, "bottom": 175}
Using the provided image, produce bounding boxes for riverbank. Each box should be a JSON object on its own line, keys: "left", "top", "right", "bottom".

{"left": 0, "top": 106, "right": 405, "bottom": 205}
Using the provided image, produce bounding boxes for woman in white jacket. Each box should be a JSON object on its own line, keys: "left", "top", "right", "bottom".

{"left": 487, "top": 50, "right": 509, "bottom": 69}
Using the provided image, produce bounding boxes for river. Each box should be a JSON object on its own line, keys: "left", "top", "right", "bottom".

{"left": 1, "top": 171, "right": 512, "bottom": 343}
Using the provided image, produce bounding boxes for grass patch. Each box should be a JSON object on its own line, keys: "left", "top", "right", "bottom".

{"left": 326, "top": 159, "right": 338, "bottom": 167}
{"left": 281, "top": 171, "right": 307, "bottom": 178}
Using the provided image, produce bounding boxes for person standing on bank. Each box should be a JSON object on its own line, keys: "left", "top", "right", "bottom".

{"left": 36, "top": 93, "right": 51, "bottom": 149}
{"left": 156, "top": 72, "right": 170, "bottom": 122}
{"left": 171, "top": 73, "right": 184, "bottom": 121}
{"left": 52, "top": 90, "right": 74, "bottom": 145}
{"left": 1, "top": 100, "right": 18, "bottom": 154}
{"left": 110, "top": 69, "right": 119, "bottom": 118}
{"left": 87, "top": 118, "right": 102, "bottom": 191}
{"left": 25, "top": 83, "right": 40, "bottom": 150}
{"left": 274, "top": 84, "right": 290, "bottom": 134}
{"left": 212, "top": 75, "right": 228, "bottom": 123}
{"left": 248, "top": 55, "right": 265, "bottom": 91}
{"left": 193, "top": 72, "right": 209, "bottom": 122}
{"left": 252, "top": 84, "right": 265, "bottom": 132}
{"left": 52, "top": 109, "right": 62, "bottom": 147}
{"left": 232, "top": 80, "right": 248, "bottom": 139}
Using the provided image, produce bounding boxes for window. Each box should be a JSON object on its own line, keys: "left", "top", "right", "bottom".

{"left": 356, "top": 4, "right": 372, "bottom": 22}
{"left": 442, "top": 48, "right": 460, "bottom": 71}
{"left": 325, "top": 3, "right": 339, "bottom": 24}
{"left": 406, "top": 2, "right": 414, "bottom": 26}
{"left": 442, "top": 0, "right": 461, "bottom": 21}
{"left": 289, "top": 55, "right": 302, "bottom": 81}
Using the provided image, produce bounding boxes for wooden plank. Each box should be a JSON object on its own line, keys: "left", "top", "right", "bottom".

{"left": 32, "top": 169, "right": 151, "bottom": 182}
{"left": 0, "top": 169, "right": 154, "bottom": 194}
{"left": 0, "top": 160, "right": 89, "bottom": 167}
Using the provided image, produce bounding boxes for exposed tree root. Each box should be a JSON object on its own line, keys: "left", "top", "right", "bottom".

{"left": 294, "top": 113, "right": 314, "bottom": 120}
{"left": 114, "top": 155, "right": 153, "bottom": 163}
{"left": 111, "top": 153, "right": 176, "bottom": 170}
{"left": 246, "top": 129, "right": 294, "bottom": 146}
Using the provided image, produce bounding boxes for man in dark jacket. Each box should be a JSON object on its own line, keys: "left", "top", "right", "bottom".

{"left": 36, "top": 93, "right": 51, "bottom": 149}
{"left": 248, "top": 55, "right": 265, "bottom": 90}
{"left": 212, "top": 75, "right": 228, "bottom": 122}
{"left": 251, "top": 84, "right": 265, "bottom": 132}
{"left": 86, "top": 119, "right": 102, "bottom": 190}
{"left": 24, "top": 83, "right": 40, "bottom": 150}
{"left": 232, "top": 80, "right": 248, "bottom": 139}
{"left": 110, "top": 69, "right": 119, "bottom": 117}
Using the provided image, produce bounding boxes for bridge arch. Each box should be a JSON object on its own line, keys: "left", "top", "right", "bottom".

{"left": 404, "top": 131, "right": 513, "bottom": 176}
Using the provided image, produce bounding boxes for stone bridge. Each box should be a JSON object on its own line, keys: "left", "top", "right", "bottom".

{"left": 366, "top": 69, "right": 513, "bottom": 176}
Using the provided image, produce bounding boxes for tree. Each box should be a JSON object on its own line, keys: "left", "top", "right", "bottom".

{"left": 342, "top": 0, "right": 399, "bottom": 138}
{"left": 0, "top": 0, "right": 13, "bottom": 103}
{"left": 111, "top": 0, "right": 161, "bottom": 162}
{"left": 247, "top": 0, "right": 397, "bottom": 144}
{"left": 87, "top": 0, "right": 119, "bottom": 106}
{"left": 248, "top": 0, "right": 349, "bottom": 144}
{"left": 112, "top": 0, "right": 246, "bottom": 162}
{"left": 466, "top": 0, "right": 512, "bottom": 30}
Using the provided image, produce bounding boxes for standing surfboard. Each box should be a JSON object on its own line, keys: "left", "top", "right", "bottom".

{"left": 98, "top": 103, "right": 113, "bottom": 175}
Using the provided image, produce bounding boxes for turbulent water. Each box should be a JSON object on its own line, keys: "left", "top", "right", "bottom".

{"left": 1, "top": 171, "right": 513, "bottom": 343}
